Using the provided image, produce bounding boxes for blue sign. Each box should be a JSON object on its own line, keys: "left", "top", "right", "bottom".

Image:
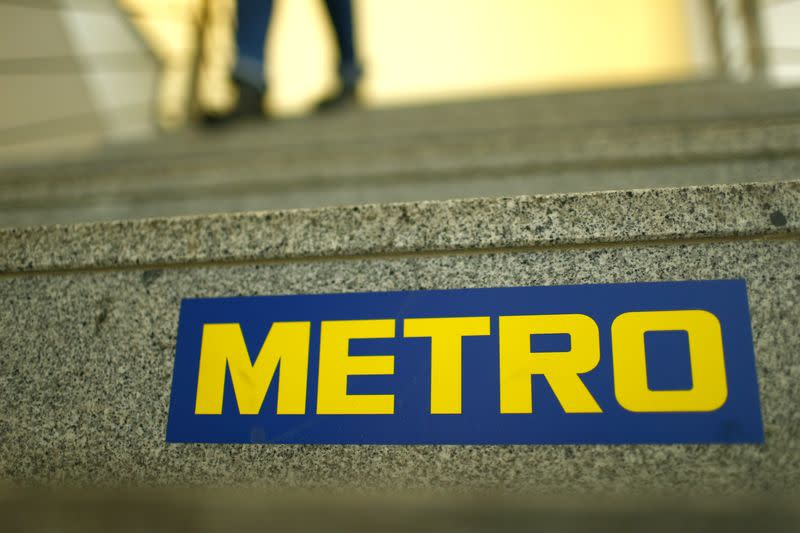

{"left": 166, "top": 280, "right": 763, "bottom": 444}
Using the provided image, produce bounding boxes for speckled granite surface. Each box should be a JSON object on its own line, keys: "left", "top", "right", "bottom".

{"left": 2, "top": 157, "right": 799, "bottom": 228}
{"left": 3, "top": 80, "right": 800, "bottom": 180}
{"left": 0, "top": 182, "right": 798, "bottom": 492}
{"left": 1, "top": 181, "right": 797, "bottom": 273}
{"left": 5, "top": 118, "right": 800, "bottom": 196}
{"left": 2, "top": 79, "right": 800, "bottom": 229}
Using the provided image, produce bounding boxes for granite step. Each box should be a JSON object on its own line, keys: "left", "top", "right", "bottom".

{"left": 4, "top": 112, "right": 799, "bottom": 188}
{"left": 1, "top": 489, "right": 798, "bottom": 533}
{"left": 2, "top": 156, "right": 798, "bottom": 228}
{"left": 2, "top": 114, "right": 800, "bottom": 227}
{"left": 3, "top": 80, "right": 800, "bottom": 184}
{"left": 11, "top": 79, "right": 799, "bottom": 168}
{"left": 1, "top": 181, "right": 798, "bottom": 497}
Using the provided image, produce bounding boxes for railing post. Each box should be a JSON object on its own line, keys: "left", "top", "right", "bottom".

{"left": 187, "top": 0, "right": 210, "bottom": 121}
{"left": 740, "top": 0, "right": 768, "bottom": 82}
{"left": 703, "top": 0, "right": 729, "bottom": 79}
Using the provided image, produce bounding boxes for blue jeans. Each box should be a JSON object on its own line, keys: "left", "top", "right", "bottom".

{"left": 234, "top": 0, "right": 362, "bottom": 91}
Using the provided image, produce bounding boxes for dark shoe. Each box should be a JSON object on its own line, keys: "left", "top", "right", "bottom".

{"left": 201, "top": 80, "right": 267, "bottom": 127}
{"left": 314, "top": 86, "right": 358, "bottom": 114}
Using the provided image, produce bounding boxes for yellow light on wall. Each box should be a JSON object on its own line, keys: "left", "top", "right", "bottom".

{"left": 124, "top": 0, "right": 695, "bottom": 122}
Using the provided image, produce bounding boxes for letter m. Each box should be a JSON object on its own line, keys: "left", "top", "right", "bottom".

{"left": 194, "top": 322, "right": 311, "bottom": 415}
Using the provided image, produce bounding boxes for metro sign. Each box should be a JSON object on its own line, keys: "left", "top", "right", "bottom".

{"left": 166, "top": 280, "right": 763, "bottom": 444}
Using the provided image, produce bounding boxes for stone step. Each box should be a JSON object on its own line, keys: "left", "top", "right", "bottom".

{"left": 1, "top": 489, "right": 798, "bottom": 532}
{"left": 2, "top": 114, "right": 799, "bottom": 227}
{"left": 3, "top": 157, "right": 798, "bottom": 228}
{"left": 4, "top": 113, "right": 799, "bottom": 189}
{"left": 1, "top": 181, "right": 798, "bottom": 496}
{"left": 3, "top": 81, "right": 800, "bottom": 184}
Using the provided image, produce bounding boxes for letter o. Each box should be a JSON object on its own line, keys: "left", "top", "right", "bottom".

{"left": 611, "top": 310, "right": 728, "bottom": 412}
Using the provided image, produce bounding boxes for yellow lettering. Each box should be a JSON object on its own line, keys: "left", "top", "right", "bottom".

{"left": 499, "top": 314, "right": 602, "bottom": 413}
{"left": 195, "top": 322, "right": 311, "bottom": 415}
{"left": 404, "top": 316, "right": 491, "bottom": 414}
{"left": 611, "top": 310, "right": 728, "bottom": 412}
{"left": 317, "top": 319, "right": 395, "bottom": 414}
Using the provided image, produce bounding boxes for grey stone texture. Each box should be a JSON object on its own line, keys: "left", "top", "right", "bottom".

{"left": 6, "top": 78, "right": 797, "bottom": 172}
{"left": 1, "top": 181, "right": 798, "bottom": 494}
{"left": 0, "top": 489, "right": 800, "bottom": 533}
{"left": 1, "top": 488, "right": 799, "bottom": 533}
{"left": 2, "top": 81, "right": 800, "bottom": 227}
{"left": 2, "top": 155, "right": 799, "bottom": 228}
{"left": 2, "top": 180, "right": 798, "bottom": 273}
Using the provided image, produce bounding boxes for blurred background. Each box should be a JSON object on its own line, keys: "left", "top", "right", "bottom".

{"left": 2, "top": 5, "right": 800, "bottom": 531}
{"left": 2, "top": 0, "right": 800, "bottom": 163}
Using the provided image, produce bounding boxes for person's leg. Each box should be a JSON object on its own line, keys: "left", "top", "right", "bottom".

{"left": 234, "top": 0, "right": 274, "bottom": 91}
{"left": 203, "top": 0, "right": 272, "bottom": 124}
{"left": 322, "top": 0, "right": 362, "bottom": 88}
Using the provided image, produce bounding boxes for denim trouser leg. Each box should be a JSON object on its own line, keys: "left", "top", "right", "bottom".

{"left": 234, "top": 0, "right": 274, "bottom": 91}
{"left": 322, "top": 0, "right": 363, "bottom": 87}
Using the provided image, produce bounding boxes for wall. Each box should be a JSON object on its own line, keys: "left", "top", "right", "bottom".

{"left": 126, "top": 0, "right": 696, "bottom": 118}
